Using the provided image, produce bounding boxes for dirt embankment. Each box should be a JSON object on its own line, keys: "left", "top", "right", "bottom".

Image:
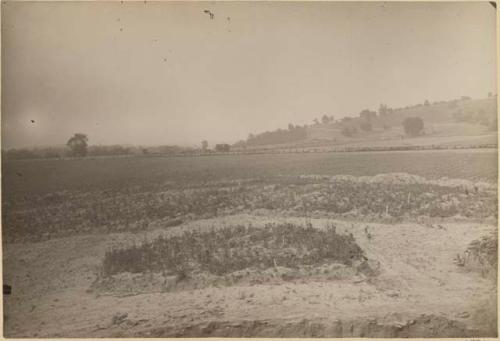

{"left": 128, "top": 314, "right": 486, "bottom": 338}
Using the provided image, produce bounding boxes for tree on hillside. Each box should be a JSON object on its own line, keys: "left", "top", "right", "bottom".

{"left": 378, "top": 104, "right": 388, "bottom": 116}
{"left": 359, "top": 109, "right": 377, "bottom": 122}
{"left": 321, "top": 115, "right": 331, "bottom": 125}
{"left": 313, "top": 118, "right": 320, "bottom": 125}
{"left": 201, "top": 140, "right": 209, "bottom": 152}
{"left": 424, "top": 99, "right": 430, "bottom": 106}
{"left": 246, "top": 124, "right": 308, "bottom": 146}
{"left": 67, "top": 133, "right": 88, "bottom": 157}
{"left": 402, "top": 117, "right": 424, "bottom": 137}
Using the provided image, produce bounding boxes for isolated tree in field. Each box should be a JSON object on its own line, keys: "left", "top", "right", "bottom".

{"left": 288, "top": 123, "right": 294, "bottom": 130}
{"left": 67, "top": 133, "right": 88, "bottom": 157}
{"left": 201, "top": 140, "right": 209, "bottom": 152}
{"left": 402, "top": 117, "right": 424, "bottom": 137}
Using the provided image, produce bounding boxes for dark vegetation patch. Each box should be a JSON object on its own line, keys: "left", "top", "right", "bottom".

{"left": 3, "top": 175, "right": 496, "bottom": 242}
{"left": 467, "top": 232, "right": 498, "bottom": 267}
{"left": 101, "top": 222, "right": 364, "bottom": 277}
{"left": 455, "top": 232, "right": 497, "bottom": 278}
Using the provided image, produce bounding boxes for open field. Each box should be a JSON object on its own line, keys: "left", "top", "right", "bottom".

{"left": 3, "top": 149, "right": 497, "bottom": 196}
{"left": 2, "top": 149, "right": 498, "bottom": 337}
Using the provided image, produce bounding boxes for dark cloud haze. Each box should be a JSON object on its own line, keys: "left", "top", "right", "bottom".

{"left": 1, "top": 2, "right": 496, "bottom": 148}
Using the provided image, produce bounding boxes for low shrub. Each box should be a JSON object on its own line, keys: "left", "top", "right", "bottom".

{"left": 101, "top": 222, "right": 364, "bottom": 277}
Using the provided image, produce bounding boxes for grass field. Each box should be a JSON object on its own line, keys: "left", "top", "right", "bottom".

{"left": 3, "top": 149, "right": 497, "bottom": 196}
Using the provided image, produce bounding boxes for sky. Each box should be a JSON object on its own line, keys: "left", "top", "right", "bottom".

{"left": 1, "top": 1, "right": 496, "bottom": 149}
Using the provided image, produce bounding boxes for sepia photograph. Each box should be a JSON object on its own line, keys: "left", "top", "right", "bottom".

{"left": 1, "top": 1, "right": 498, "bottom": 338}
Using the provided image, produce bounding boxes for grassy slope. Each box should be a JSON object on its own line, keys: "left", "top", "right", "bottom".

{"left": 243, "top": 97, "right": 497, "bottom": 149}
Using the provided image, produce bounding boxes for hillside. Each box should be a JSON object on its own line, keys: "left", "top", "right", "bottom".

{"left": 240, "top": 97, "right": 497, "bottom": 150}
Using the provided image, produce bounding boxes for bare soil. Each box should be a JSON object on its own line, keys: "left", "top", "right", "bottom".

{"left": 3, "top": 215, "right": 496, "bottom": 337}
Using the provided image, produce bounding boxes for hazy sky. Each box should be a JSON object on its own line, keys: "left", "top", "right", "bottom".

{"left": 2, "top": 1, "right": 496, "bottom": 148}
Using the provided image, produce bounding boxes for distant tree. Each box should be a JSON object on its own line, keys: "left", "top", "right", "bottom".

{"left": 89, "top": 145, "right": 131, "bottom": 156}
{"left": 215, "top": 144, "right": 230, "bottom": 152}
{"left": 3, "top": 148, "right": 39, "bottom": 160}
{"left": 43, "top": 149, "right": 61, "bottom": 159}
{"left": 359, "top": 109, "right": 377, "bottom": 121}
{"left": 201, "top": 140, "right": 209, "bottom": 152}
{"left": 67, "top": 133, "right": 88, "bottom": 157}
{"left": 288, "top": 123, "right": 295, "bottom": 130}
{"left": 461, "top": 96, "right": 471, "bottom": 101}
{"left": 378, "top": 104, "right": 388, "bottom": 116}
{"left": 313, "top": 118, "right": 320, "bottom": 125}
{"left": 321, "top": 115, "right": 330, "bottom": 125}
{"left": 424, "top": 99, "right": 430, "bottom": 106}
{"left": 233, "top": 140, "right": 247, "bottom": 149}
{"left": 402, "top": 117, "right": 424, "bottom": 137}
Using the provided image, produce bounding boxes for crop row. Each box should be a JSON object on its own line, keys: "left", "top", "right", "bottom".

{"left": 3, "top": 177, "right": 497, "bottom": 242}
